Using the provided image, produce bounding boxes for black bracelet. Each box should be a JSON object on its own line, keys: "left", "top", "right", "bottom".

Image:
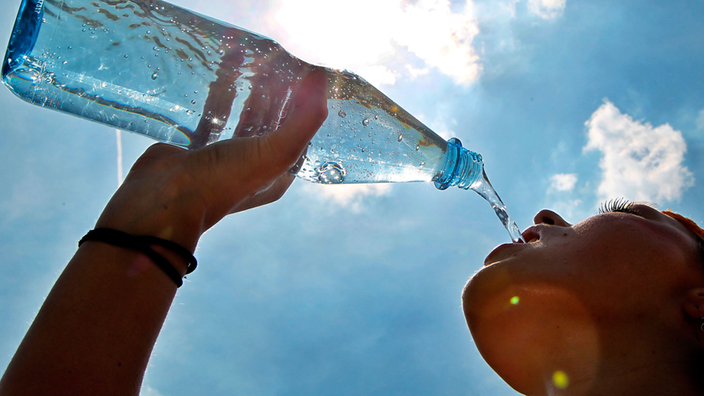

{"left": 78, "top": 228, "right": 198, "bottom": 288}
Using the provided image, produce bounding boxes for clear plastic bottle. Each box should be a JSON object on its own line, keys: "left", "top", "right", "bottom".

{"left": 2, "top": 0, "right": 522, "bottom": 242}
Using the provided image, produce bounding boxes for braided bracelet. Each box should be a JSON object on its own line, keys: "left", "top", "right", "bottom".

{"left": 78, "top": 228, "right": 197, "bottom": 287}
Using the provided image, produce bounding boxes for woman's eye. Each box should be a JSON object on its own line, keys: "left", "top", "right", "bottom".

{"left": 598, "top": 198, "right": 639, "bottom": 215}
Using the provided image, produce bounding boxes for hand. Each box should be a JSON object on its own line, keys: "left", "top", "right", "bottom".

{"left": 95, "top": 69, "right": 328, "bottom": 252}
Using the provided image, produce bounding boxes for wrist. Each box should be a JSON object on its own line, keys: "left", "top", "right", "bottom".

{"left": 78, "top": 229, "right": 198, "bottom": 287}
{"left": 95, "top": 181, "right": 206, "bottom": 253}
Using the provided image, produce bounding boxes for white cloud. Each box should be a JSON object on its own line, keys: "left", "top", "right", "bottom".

{"left": 405, "top": 64, "right": 431, "bottom": 79}
{"left": 584, "top": 100, "right": 694, "bottom": 203}
{"left": 305, "top": 184, "right": 392, "bottom": 212}
{"left": 271, "top": 0, "right": 480, "bottom": 86}
{"left": 500, "top": 0, "right": 521, "bottom": 18}
{"left": 356, "top": 65, "right": 399, "bottom": 87}
{"left": 549, "top": 173, "right": 577, "bottom": 192}
{"left": 527, "top": 0, "right": 566, "bottom": 19}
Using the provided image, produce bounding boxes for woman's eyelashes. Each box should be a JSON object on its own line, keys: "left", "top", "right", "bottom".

{"left": 597, "top": 198, "right": 641, "bottom": 216}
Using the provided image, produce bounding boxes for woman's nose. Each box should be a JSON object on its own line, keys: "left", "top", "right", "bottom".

{"left": 533, "top": 209, "right": 571, "bottom": 227}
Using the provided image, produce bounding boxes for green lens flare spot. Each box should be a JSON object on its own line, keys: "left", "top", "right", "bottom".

{"left": 552, "top": 370, "right": 569, "bottom": 389}
{"left": 510, "top": 296, "right": 520, "bottom": 305}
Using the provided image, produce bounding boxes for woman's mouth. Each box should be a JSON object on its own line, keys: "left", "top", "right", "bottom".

{"left": 482, "top": 226, "right": 542, "bottom": 266}
{"left": 521, "top": 226, "right": 541, "bottom": 243}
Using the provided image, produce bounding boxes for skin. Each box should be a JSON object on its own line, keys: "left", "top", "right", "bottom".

{"left": 2, "top": 67, "right": 702, "bottom": 395}
{"left": 0, "top": 68, "right": 328, "bottom": 396}
{"left": 463, "top": 205, "right": 704, "bottom": 395}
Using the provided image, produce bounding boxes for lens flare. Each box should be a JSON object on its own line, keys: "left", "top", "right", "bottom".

{"left": 552, "top": 370, "right": 569, "bottom": 389}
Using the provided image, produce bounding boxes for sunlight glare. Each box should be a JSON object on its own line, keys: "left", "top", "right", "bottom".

{"left": 271, "top": 0, "right": 480, "bottom": 86}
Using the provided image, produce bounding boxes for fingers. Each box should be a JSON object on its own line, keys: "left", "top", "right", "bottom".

{"left": 154, "top": 69, "right": 328, "bottom": 230}
{"left": 262, "top": 68, "right": 329, "bottom": 173}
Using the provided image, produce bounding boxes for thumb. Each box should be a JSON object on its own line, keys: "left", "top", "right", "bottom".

{"left": 262, "top": 67, "right": 328, "bottom": 170}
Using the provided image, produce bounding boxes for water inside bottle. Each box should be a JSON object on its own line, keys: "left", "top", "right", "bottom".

{"left": 3, "top": 0, "right": 523, "bottom": 242}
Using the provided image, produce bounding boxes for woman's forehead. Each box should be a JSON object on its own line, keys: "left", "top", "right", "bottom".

{"left": 576, "top": 203, "right": 698, "bottom": 243}
{"left": 661, "top": 210, "right": 704, "bottom": 242}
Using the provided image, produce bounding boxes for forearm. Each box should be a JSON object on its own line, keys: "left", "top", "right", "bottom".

{"left": 0, "top": 241, "right": 188, "bottom": 396}
{"left": 0, "top": 68, "right": 327, "bottom": 396}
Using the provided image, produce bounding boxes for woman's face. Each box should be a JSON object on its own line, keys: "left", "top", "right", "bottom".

{"left": 462, "top": 203, "right": 704, "bottom": 393}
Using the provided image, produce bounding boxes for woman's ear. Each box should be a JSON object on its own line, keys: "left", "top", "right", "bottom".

{"left": 683, "top": 288, "right": 704, "bottom": 320}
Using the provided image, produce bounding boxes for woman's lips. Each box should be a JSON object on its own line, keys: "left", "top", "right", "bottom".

{"left": 483, "top": 226, "right": 542, "bottom": 266}
{"left": 483, "top": 243, "right": 522, "bottom": 266}
{"left": 521, "top": 226, "right": 541, "bottom": 243}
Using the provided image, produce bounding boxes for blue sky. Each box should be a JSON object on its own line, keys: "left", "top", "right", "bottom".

{"left": 2, "top": 0, "right": 704, "bottom": 394}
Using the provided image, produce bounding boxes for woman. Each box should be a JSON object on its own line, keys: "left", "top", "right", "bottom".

{"left": 463, "top": 202, "right": 704, "bottom": 395}
{"left": 0, "top": 66, "right": 702, "bottom": 394}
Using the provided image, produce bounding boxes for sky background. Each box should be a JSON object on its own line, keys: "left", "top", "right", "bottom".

{"left": 2, "top": 0, "right": 704, "bottom": 394}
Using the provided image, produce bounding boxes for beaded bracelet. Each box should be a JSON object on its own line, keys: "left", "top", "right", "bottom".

{"left": 78, "top": 228, "right": 197, "bottom": 287}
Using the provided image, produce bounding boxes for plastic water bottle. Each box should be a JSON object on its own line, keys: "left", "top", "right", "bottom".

{"left": 2, "top": 0, "right": 523, "bottom": 242}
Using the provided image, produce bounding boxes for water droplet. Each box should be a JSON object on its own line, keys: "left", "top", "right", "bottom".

{"left": 151, "top": 72, "right": 158, "bottom": 80}
{"left": 362, "top": 118, "right": 370, "bottom": 127}
{"left": 124, "top": 54, "right": 129, "bottom": 58}
{"left": 338, "top": 110, "right": 347, "bottom": 118}
{"left": 374, "top": 115, "right": 379, "bottom": 120}
{"left": 397, "top": 134, "right": 403, "bottom": 142}
{"left": 62, "top": 60, "right": 68, "bottom": 65}
{"left": 416, "top": 145, "right": 420, "bottom": 151}
{"left": 191, "top": 100, "right": 196, "bottom": 104}
{"left": 193, "top": 90, "right": 198, "bottom": 94}
{"left": 67, "top": 46, "right": 72, "bottom": 50}
{"left": 317, "top": 162, "right": 345, "bottom": 184}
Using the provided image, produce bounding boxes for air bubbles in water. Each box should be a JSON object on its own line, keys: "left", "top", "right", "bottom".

{"left": 338, "top": 110, "right": 347, "bottom": 118}
{"left": 316, "top": 162, "right": 345, "bottom": 184}
{"left": 362, "top": 118, "right": 370, "bottom": 127}
{"left": 397, "top": 134, "right": 403, "bottom": 142}
{"left": 151, "top": 72, "right": 158, "bottom": 80}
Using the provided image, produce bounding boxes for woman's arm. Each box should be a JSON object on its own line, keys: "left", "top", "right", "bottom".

{"left": 0, "top": 69, "right": 328, "bottom": 396}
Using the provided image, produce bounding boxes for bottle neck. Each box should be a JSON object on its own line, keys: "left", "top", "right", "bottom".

{"left": 434, "top": 137, "right": 484, "bottom": 190}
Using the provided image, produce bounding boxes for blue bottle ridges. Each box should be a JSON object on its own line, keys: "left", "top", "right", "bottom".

{"left": 2, "top": 0, "right": 522, "bottom": 242}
